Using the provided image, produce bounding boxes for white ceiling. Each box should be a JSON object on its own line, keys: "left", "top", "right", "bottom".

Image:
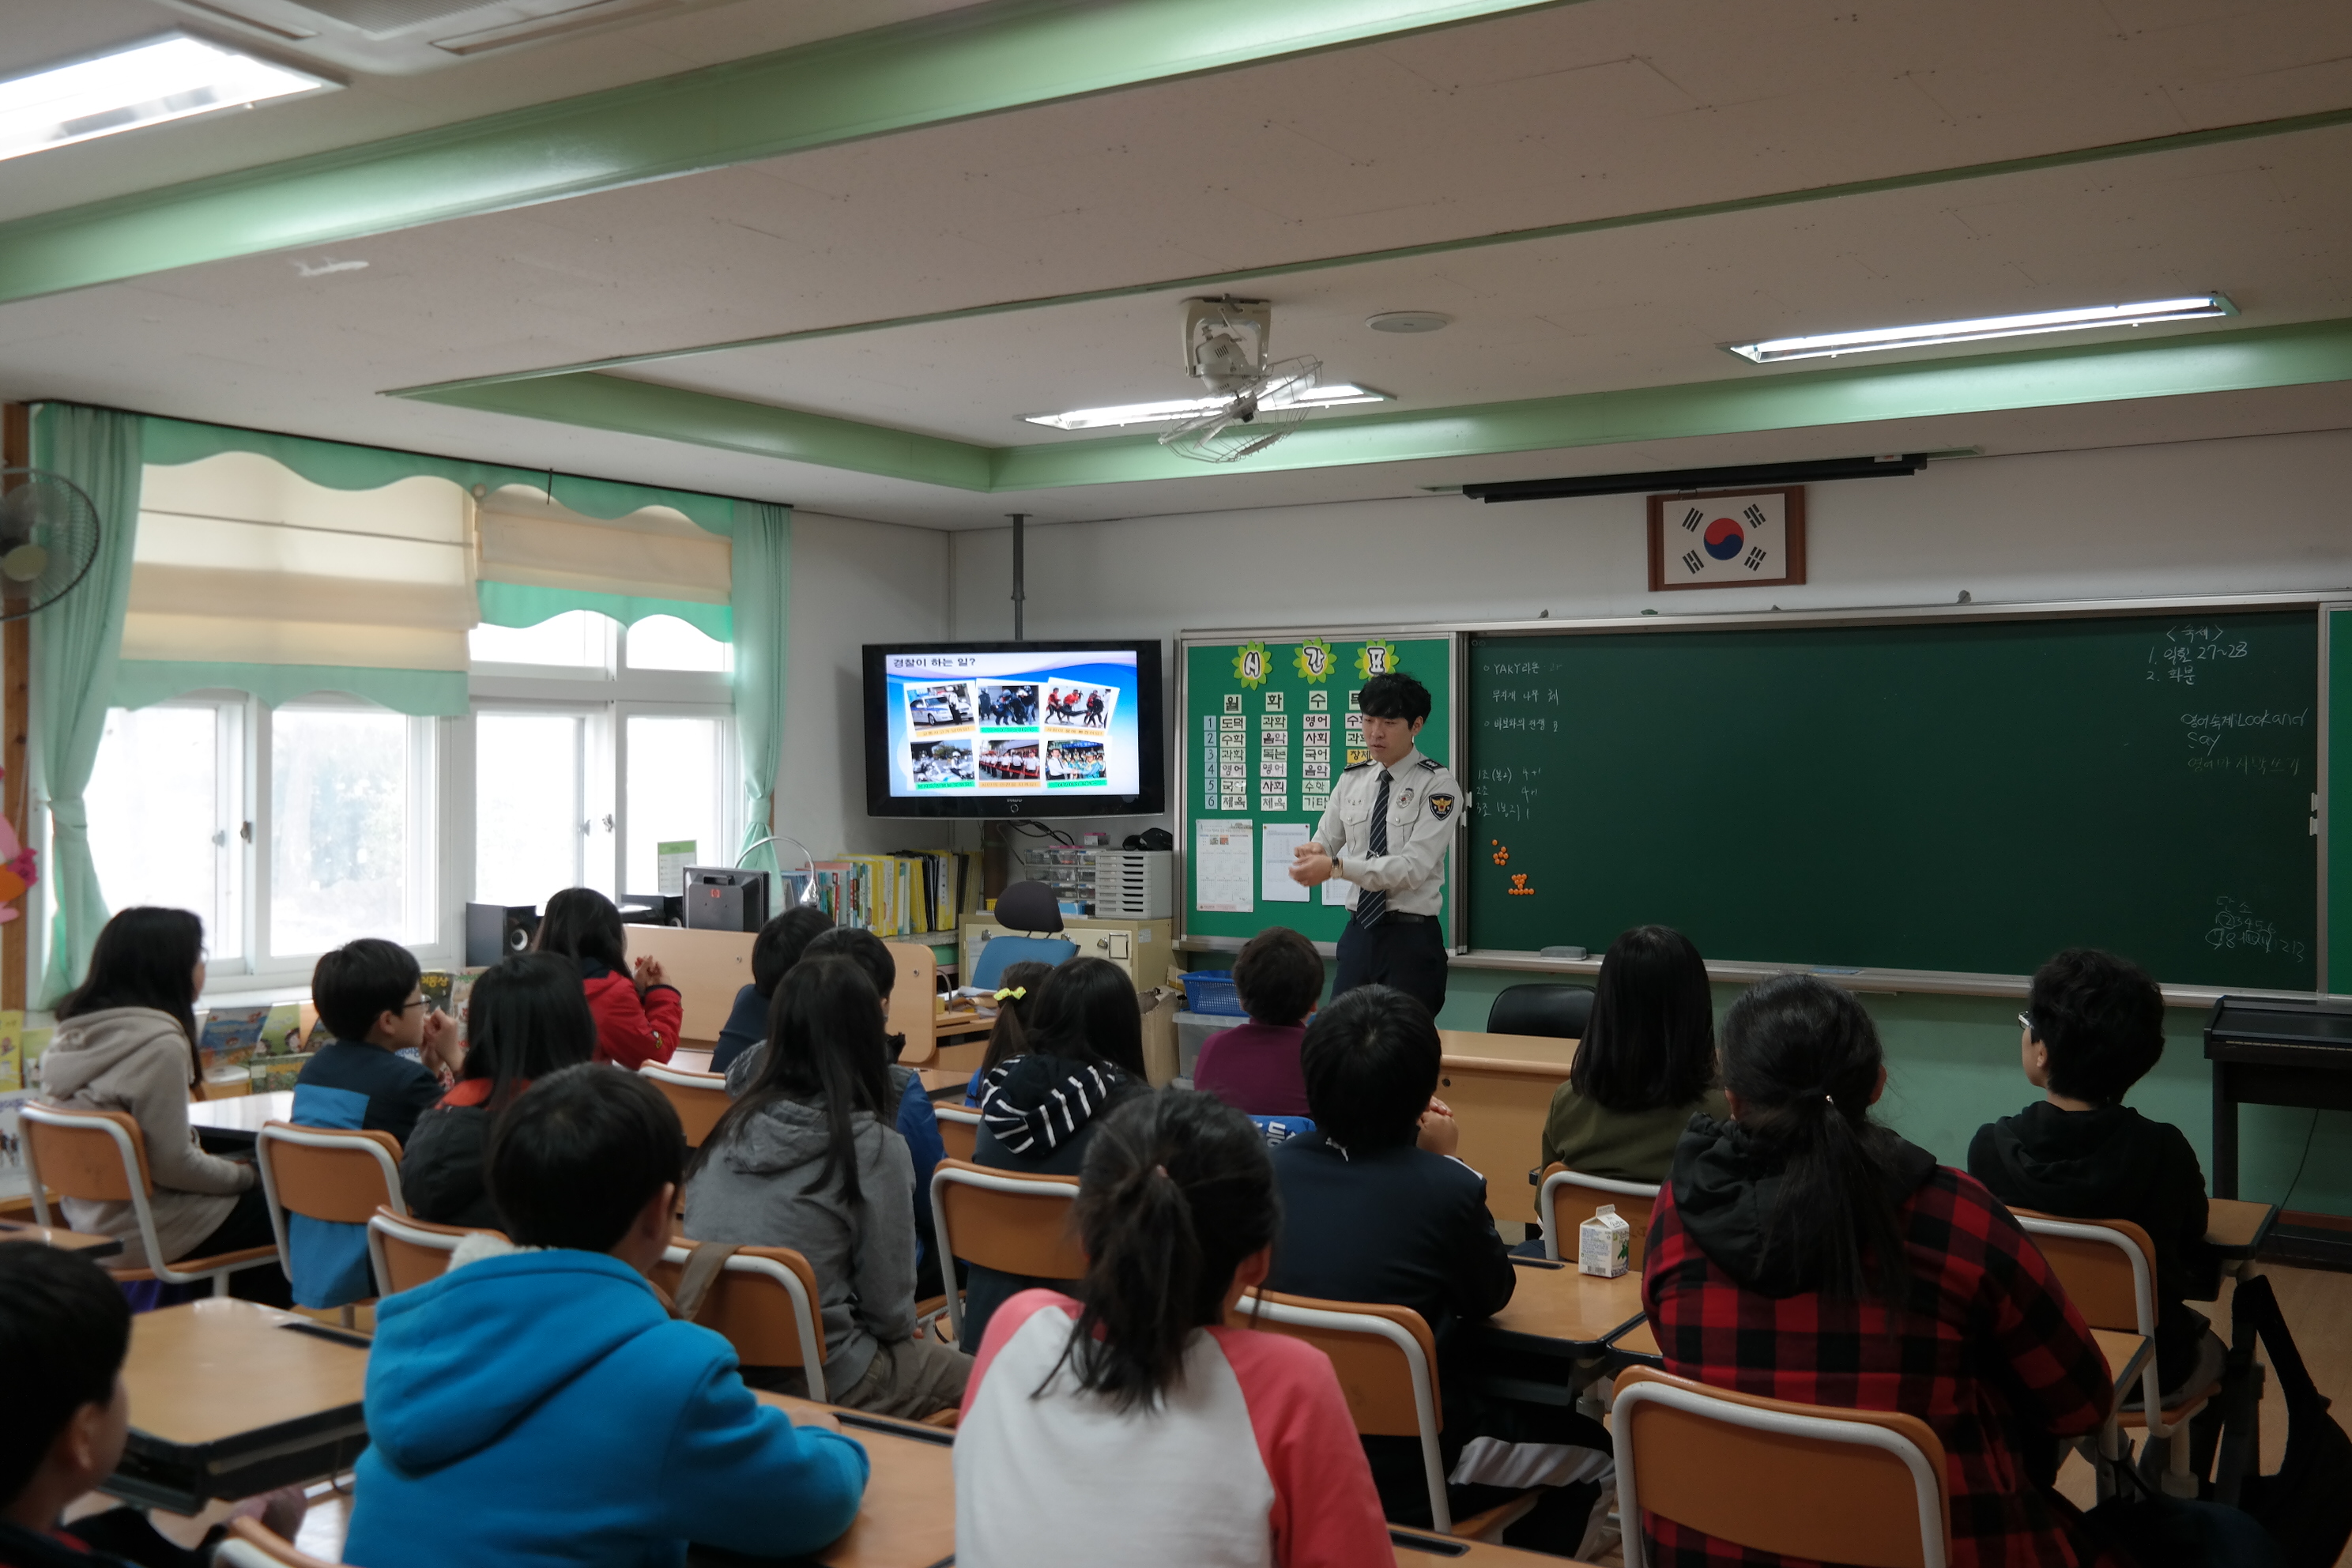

{"left": 0, "top": 0, "right": 2346, "bottom": 528}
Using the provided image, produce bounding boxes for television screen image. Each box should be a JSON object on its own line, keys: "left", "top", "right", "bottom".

{"left": 865, "top": 642, "right": 1163, "bottom": 817}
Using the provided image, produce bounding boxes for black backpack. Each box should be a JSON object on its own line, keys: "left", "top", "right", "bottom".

{"left": 2214, "top": 1274, "right": 2352, "bottom": 1567}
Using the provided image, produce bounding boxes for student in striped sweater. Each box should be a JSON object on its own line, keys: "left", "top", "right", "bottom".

{"left": 955, "top": 1089, "right": 1393, "bottom": 1568}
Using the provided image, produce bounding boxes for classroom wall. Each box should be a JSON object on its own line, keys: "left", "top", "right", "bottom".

{"left": 779, "top": 510, "right": 953, "bottom": 859}
{"left": 950, "top": 427, "right": 2352, "bottom": 1215}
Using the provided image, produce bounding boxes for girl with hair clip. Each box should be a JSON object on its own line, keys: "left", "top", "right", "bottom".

{"left": 685, "top": 956, "right": 973, "bottom": 1418}
{"left": 1645, "top": 974, "right": 2131, "bottom": 1568}
{"left": 962, "top": 959, "right": 1054, "bottom": 1106}
{"left": 959, "top": 957, "right": 1148, "bottom": 1349}
{"left": 954, "top": 1089, "right": 1393, "bottom": 1568}
{"left": 532, "top": 887, "right": 682, "bottom": 1070}
{"left": 401, "top": 952, "right": 596, "bottom": 1229}
{"left": 1541, "top": 925, "right": 1728, "bottom": 1183}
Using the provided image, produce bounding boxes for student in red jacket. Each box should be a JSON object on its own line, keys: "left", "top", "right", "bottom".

{"left": 533, "top": 888, "right": 682, "bottom": 1070}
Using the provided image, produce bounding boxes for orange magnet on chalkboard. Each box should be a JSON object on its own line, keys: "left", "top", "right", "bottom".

{"left": 1490, "top": 840, "right": 1510, "bottom": 867}
{"left": 1508, "top": 873, "right": 1535, "bottom": 897}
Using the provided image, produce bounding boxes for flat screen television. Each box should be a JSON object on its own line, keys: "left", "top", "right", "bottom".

{"left": 863, "top": 641, "right": 1164, "bottom": 818}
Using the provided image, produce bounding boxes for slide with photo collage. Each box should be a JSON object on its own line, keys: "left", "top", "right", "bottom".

{"left": 887, "top": 651, "right": 1139, "bottom": 797}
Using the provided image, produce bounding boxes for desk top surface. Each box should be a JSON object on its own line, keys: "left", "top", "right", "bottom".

{"left": 1487, "top": 1258, "right": 1645, "bottom": 1349}
{"left": 752, "top": 1393, "right": 956, "bottom": 1568}
{"left": 2207, "top": 1197, "right": 2277, "bottom": 1255}
{"left": 0, "top": 1216, "right": 123, "bottom": 1255}
{"left": 122, "top": 1300, "right": 368, "bottom": 1448}
{"left": 1438, "top": 1030, "right": 1580, "bottom": 1069}
{"left": 186, "top": 1091, "right": 294, "bottom": 1133}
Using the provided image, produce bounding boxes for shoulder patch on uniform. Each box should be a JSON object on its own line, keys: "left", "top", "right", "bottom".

{"left": 1428, "top": 792, "right": 1456, "bottom": 821}
{"left": 1418, "top": 756, "right": 1440, "bottom": 771}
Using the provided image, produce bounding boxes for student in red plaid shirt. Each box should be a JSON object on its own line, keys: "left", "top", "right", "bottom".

{"left": 1643, "top": 974, "right": 2120, "bottom": 1568}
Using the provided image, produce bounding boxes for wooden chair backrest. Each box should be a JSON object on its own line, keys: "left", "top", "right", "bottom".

{"left": 22, "top": 1106, "right": 152, "bottom": 1200}
{"left": 936, "top": 1104, "right": 980, "bottom": 1163}
{"left": 639, "top": 1062, "right": 732, "bottom": 1147}
{"left": 369, "top": 1208, "right": 495, "bottom": 1295}
{"left": 1232, "top": 1288, "right": 1442, "bottom": 1438}
{"left": 886, "top": 942, "right": 938, "bottom": 1065}
{"left": 2010, "top": 1209, "right": 2156, "bottom": 1333}
{"left": 932, "top": 1158, "right": 1086, "bottom": 1278}
{"left": 1537, "top": 1163, "right": 1660, "bottom": 1265}
{"left": 649, "top": 1242, "right": 827, "bottom": 1369}
{"left": 258, "top": 1123, "right": 402, "bottom": 1223}
{"left": 1615, "top": 1366, "right": 1951, "bottom": 1568}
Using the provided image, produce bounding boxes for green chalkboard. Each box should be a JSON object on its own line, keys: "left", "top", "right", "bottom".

{"left": 1468, "top": 611, "right": 2319, "bottom": 988}
{"left": 1184, "top": 635, "right": 1455, "bottom": 943}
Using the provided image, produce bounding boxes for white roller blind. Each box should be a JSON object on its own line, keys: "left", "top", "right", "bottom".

{"left": 475, "top": 486, "right": 729, "bottom": 605}
{"left": 130, "top": 452, "right": 473, "bottom": 673}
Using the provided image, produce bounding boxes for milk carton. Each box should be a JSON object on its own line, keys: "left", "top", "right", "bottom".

{"left": 1578, "top": 1203, "right": 1631, "bottom": 1278}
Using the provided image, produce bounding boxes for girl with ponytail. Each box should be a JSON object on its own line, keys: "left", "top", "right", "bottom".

{"left": 1642, "top": 974, "right": 2122, "bottom": 1568}
{"left": 953, "top": 1089, "right": 1392, "bottom": 1568}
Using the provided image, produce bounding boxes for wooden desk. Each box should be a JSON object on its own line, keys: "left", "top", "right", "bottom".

{"left": 626, "top": 925, "right": 756, "bottom": 1046}
{"left": 1435, "top": 1030, "right": 1577, "bottom": 1225}
{"left": 1394, "top": 1528, "right": 1599, "bottom": 1564}
{"left": 740, "top": 1392, "right": 956, "bottom": 1568}
{"left": 112, "top": 1299, "right": 369, "bottom": 1513}
{"left": 2207, "top": 1197, "right": 2278, "bottom": 1260}
{"left": 0, "top": 1215, "right": 122, "bottom": 1257}
{"left": 918, "top": 1067, "right": 971, "bottom": 1099}
{"left": 673, "top": 1046, "right": 715, "bottom": 1075}
{"left": 1485, "top": 1257, "right": 1646, "bottom": 1353}
{"left": 186, "top": 1090, "right": 293, "bottom": 1150}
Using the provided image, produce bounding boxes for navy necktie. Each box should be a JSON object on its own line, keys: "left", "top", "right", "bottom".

{"left": 1353, "top": 769, "right": 1391, "bottom": 929}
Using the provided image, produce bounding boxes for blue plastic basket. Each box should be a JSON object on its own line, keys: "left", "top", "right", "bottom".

{"left": 1181, "top": 969, "right": 1246, "bottom": 1017}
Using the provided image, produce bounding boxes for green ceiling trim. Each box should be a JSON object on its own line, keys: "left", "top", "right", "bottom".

{"left": 0, "top": 0, "right": 1573, "bottom": 307}
{"left": 399, "top": 101, "right": 2352, "bottom": 397}
{"left": 403, "top": 316, "right": 2352, "bottom": 492}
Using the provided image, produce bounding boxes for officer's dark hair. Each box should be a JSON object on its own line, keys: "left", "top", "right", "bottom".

{"left": 2027, "top": 948, "right": 2166, "bottom": 1104}
{"left": 1300, "top": 985, "right": 1440, "bottom": 1151}
{"left": 486, "top": 1064, "right": 684, "bottom": 1253}
{"left": 1356, "top": 671, "right": 1432, "bottom": 724}
{"left": 0, "top": 1242, "right": 130, "bottom": 1506}
{"left": 752, "top": 906, "right": 836, "bottom": 997}
{"left": 1233, "top": 926, "right": 1323, "bottom": 1028}
{"left": 311, "top": 937, "right": 422, "bottom": 1045}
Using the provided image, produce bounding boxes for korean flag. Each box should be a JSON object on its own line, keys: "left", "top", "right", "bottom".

{"left": 1669, "top": 491, "right": 1788, "bottom": 585}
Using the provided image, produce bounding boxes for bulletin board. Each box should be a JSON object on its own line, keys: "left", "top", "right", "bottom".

{"left": 1179, "top": 632, "right": 1458, "bottom": 945}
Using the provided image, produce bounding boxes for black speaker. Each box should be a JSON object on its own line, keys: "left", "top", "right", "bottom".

{"left": 684, "top": 867, "right": 770, "bottom": 933}
{"left": 465, "top": 903, "right": 539, "bottom": 967}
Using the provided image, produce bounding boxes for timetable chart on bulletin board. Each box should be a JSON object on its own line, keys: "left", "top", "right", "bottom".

{"left": 1182, "top": 635, "right": 1456, "bottom": 944}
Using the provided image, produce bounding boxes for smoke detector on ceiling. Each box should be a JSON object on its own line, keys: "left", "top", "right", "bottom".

{"left": 1367, "top": 311, "right": 1451, "bottom": 334}
{"left": 160, "top": 0, "right": 718, "bottom": 73}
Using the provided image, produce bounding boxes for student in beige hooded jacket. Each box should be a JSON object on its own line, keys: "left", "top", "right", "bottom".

{"left": 36, "top": 907, "right": 289, "bottom": 1302}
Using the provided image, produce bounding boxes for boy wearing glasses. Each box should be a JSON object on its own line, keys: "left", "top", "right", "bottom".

{"left": 298, "top": 937, "right": 462, "bottom": 1145}
{"left": 1968, "top": 948, "right": 2223, "bottom": 1401}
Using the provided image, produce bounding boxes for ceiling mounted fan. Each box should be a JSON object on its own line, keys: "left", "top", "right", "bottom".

{"left": 1158, "top": 297, "right": 1327, "bottom": 465}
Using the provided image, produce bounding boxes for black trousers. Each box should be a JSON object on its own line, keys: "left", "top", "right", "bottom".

{"left": 1333, "top": 915, "right": 1448, "bottom": 1018}
{"left": 190, "top": 1185, "right": 294, "bottom": 1306}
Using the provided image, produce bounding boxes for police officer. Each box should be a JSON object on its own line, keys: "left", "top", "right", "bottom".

{"left": 1288, "top": 670, "right": 1462, "bottom": 1016}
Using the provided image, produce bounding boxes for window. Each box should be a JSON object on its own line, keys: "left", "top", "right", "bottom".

{"left": 468, "top": 611, "right": 612, "bottom": 672}
{"left": 87, "top": 703, "right": 244, "bottom": 958}
{"left": 624, "top": 714, "right": 729, "bottom": 894}
{"left": 626, "top": 614, "right": 732, "bottom": 673}
{"left": 475, "top": 710, "right": 590, "bottom": 907}
{"left": 269, "top": 706, "right": 435, "bottom": 955}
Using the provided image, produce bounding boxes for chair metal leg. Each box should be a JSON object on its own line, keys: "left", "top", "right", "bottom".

{"left": 339, "top": 1305, "right": 356, "bottom": 1329}
{"left": 2162, "top": 1424, "right": 2199, "bottom": 1498}
{"left": 2095, "top": 1422, "right": 2124, "bottom": 1502}
{"left": 212, "top": 1272, "right": 230, "bottom": 1298}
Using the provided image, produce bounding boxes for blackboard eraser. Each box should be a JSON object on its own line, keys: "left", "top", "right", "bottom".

{"left": 1540, "top": 945, "right": 1588, "bottom": 960}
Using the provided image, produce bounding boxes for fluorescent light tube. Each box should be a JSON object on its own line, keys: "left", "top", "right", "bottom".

{"left": 1023, "top": 383, "right": 1391, "bottom": 432}
{"left": 1726, "top": 295, "right": 2237, "bottom": 364}
{"left": 0, "top": 34, "right": 334, "bottom": 164}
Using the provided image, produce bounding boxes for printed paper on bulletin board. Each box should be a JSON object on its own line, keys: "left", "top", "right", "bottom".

{"left": 1182, "top": 635, "right": 1454, "bottom": 944}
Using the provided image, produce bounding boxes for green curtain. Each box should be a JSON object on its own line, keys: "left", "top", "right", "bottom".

{"left": 475, "top": 580, "right": 732, "bottom": 641}
{"left": 140, "top": 413, "right": 737, "bottom": 537}
{"left": 31, "top": 405, "right": 142, "bottom": 1004}
{"left": 114, "top": 660, "right": 469, "bottom": 718}
{"left": 730, "top": 501, "right": 790, "bottom": 876}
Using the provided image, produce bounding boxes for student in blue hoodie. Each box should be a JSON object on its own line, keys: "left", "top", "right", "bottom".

{"left": 344, "top": 1065, "right": 869, "bottom": 1568}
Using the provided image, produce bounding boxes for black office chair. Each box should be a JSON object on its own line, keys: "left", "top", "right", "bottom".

{"left": 1487, "top": 982, "right": 1596, "bottom": 1040}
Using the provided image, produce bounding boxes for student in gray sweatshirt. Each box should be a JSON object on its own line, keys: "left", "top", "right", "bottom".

{"left": 37, "top": 907, "right": 290, "bottom": 1303}
{"left": 682, "top": 956, "right": 971, "bottom": 1419}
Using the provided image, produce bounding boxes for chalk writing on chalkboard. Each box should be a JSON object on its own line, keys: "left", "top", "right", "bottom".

{"left": 2148, "top": 624, "right": 2251, "bottom": 685}
{"left": 2204, "top": 895, "right": 2309, "bottom": 963}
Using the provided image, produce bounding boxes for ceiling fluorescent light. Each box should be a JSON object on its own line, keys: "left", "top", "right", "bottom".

{"left": 1023, "top": 383, "right": 1391, "bottom": 432}
{"left": 0, "top": 34, "right": 334, "bottom": 164}
{"left": 1726, "top": 295, "right": 2236, "bottom": 364}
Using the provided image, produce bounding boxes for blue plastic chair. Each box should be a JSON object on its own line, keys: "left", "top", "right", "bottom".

{"left": 971, "top": 934, "right": 1079, "bottom": 990}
